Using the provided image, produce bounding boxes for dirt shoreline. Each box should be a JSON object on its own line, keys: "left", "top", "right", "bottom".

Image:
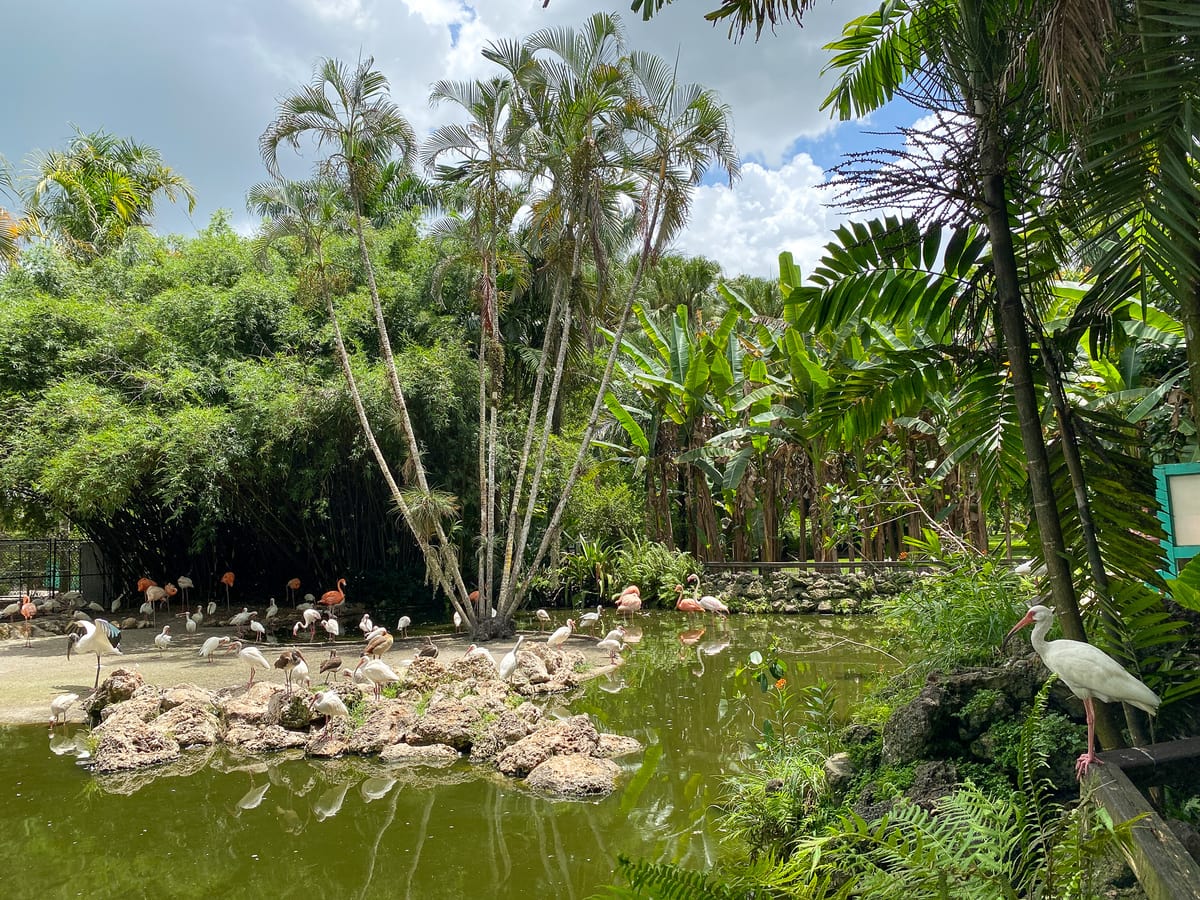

{"left": 0, "top": 621, "right": 610, "bottom": 726}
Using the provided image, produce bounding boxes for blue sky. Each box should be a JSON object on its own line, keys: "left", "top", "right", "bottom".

{"left": 1, "top": 0, "right": 913, "bottom": 277}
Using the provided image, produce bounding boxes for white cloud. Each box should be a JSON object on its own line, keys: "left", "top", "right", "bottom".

{"left": 672, "top": 155, "right": 846, "bottom": 279}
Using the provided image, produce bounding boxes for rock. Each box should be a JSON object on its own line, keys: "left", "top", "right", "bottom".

{"left": 224, "top": 723, "right": 309, "bottom": 752}
{"left": 402, "top": 656, "right": 451, "bottom": 694}
{"left": 219, "top": 681, "right": 285, "bottom": 725}
{"left": 526, "top": 753, "right": 620, "bottom": 796}
{"left": 595, "top": 733, "right": 642, "bottom": 759}
{"left": 496, "top": 715, "right": 599, "bottom": 778}
{"left": 98, "top": 687, "right": 162, "bottom": 725}
{"left": 92, "top": 715, "right": 180, "bottom": 773}
{"left": 905, "top": 760, "right": 958, "bottom": 809}
{"left": 306, "top": 720, "right": 352, "bottom": 758}
{"left": 469, "top": 710, "right": 537, "bottom": 764}
{"left": 824, "top": 751, "right": 856, "bottom": 795}
{"left": 447, "top": 654, "right": 501, "bottom": 683}
{"left": 406, "top": 702, "right": 482, "bottom": 750}
{"left": 348, "top": 701, "right": 417, "bottom": 754}
{"left": 150, "top": 701, "right": 221, "bottom": 747}
{"left": 161, "top": 684, "right": 216, "bottom": 711}
{"left": 380, "top": 742, "right": 460, "bottom": 767}
{"left": 267, "top": 691, "right": 314, "bottom": 730}
{"left": 85, "top": 668, "right": 146, "bottom": 718}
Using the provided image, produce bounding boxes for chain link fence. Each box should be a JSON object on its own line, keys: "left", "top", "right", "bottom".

{"left": 0, "top": 539, "right": 113, "bottom": 604}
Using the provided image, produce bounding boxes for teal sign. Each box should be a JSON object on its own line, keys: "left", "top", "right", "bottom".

{"left": 1155, "top": 462, "right": 1200, "bottom": 576}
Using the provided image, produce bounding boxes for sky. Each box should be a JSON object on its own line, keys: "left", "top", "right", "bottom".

{"left": 1, "top": 0, "right": 917, "bottom": 278}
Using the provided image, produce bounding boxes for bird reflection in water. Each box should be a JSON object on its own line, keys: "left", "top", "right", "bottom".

{"left": 360, "top": 776, "right": 397, "bottom": 802}
{"left": 598, "top": 673, "right": 625, "bottom": 694}
{"left": 313, "top": 781, "right": 353, "bottom": 821}
{"left": 236, "top": 781, "right": 270, "bottom": 813}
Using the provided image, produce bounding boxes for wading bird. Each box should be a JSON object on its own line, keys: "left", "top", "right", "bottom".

{"left": 274, "top": 649, "right": 309, "bottom": 693}
{"left": 354, "top": 655, "right": 400, "bottom": 698}
{"left": 221, "top": 571, "right": 235, "bottom": 610}
{"left": 687, "top": 574, "right": 728, "bottom": 618}
{"left": 615, "top": 591, "right": 642, "bottom": 622}
{"left": 320, "top": 578, "right": 346, "bottom": 609}
{"left": 249, "top": 618, "right": 266, "bottom": 643}
{"left": 20, "top": 595, "right": 36, "bottom": 646}
{"left": 452, "top": 610, "right": 462, "bottom": 633}
{"left": 154, "top": 625, "right": 172, "bottom": 655}
{"left": 50, "top": 692, "right": 79, "bottom": 727}
{"left": 67, "top": 619, "right": 122, "bottom": 688}
{"left": 463, "top": 644, "right": 496, "bottom": 667}
{"left": 286, "top": 577, "right": 301, "bottom": 606}
{"left": 265, "top": 598, "right": 279, "bottom": 623}
{"left": 396, "top": 615, "right": 411, "bottom": 638}
{"left": 579, "top": 605, "right": 603, "bottom": 633}
{"left": 535, "top": 609, "right": 551, "bottom": 632}
{"left": 416, "top": 636, "right": 438, "bottom": 659}
{"left": 228, "top": 640, "right": 272, "bottom": 687}
{"left": 596, "top": 634, "right": 623, "bottom": 664}
{"left": 177, "top": 575, "right": 194, "bottom": 606}
{"left": 546, "top": 619, "right": 575, "bottom": 649}
{"left": 309, "top": 690, "right": 349, "bottom": 736}
{"left": 1005, "top": 604, "right": 1161, "bottom": 779}
{"left": 358, "top": 613, "right": 373, "bottom": 636}
{"left": 319, "top": 650, "right": 343, "bottom": 684}
{"left": 498, "top": 635, "right": 525, "bottom": 682}
{"left": 364, "top": 628, "right": 393, "bottom": 659}
{"left": 322, "top": 615, "right": 340, "bottom": 642}
{"left": 199, "top": 635, "right": 230, "bottom": 662}
{"left": 674, "top": 584, "right": 704, "bottom": 616}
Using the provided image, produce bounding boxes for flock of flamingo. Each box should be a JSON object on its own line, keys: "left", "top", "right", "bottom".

{"left": 19, "top": 570, "right": 733, "bottom": 729}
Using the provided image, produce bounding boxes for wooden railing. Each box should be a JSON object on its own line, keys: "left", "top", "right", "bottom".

{"left": 702, "top": 559, "right": 945, "bottom": 575}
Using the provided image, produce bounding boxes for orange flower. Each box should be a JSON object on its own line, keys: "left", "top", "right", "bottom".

{"left": 898, "top": 551, "right": 908, "bottom": 560}
{"left": 774, "top": 677, "right": 787, "bottom": 690}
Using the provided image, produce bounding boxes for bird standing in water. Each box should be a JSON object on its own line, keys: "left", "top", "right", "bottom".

{"left": 1005, "top": 604, "right": 1160, "bottom": 779}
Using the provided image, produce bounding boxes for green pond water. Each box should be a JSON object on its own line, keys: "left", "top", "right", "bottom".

{"left": 2, "top": 613, "right": 897, "bottom": 899}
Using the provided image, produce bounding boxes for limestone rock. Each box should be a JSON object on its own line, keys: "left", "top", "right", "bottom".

{"left": 402, "top": 656, "right": 451, "bottom": 694}
{"left": 267, "top": 691, "right": 314, "bottom": 730}
{"left": 469, "top": 710, "right": 537, "bottom": 764}
{"left": 98, "top": 687, "right": 162, "bottom": 725}
{"left": 92, "top": 715, "right": 180, "bottom": 773}
{"left": 348, "top": 701, "right": 416, "bottom": 754}
{"left": 85, "top": 668, "right": 146, "bottom": 718}
{"left": 406, "top": 701, "right": 482, "bottom": 750}
{"left": 595, "top": 733, "right": 642, "bottom": 759}
{"left": 495, "top": 714, "right": 599, "bottom": 778}
{"left": 150, "top": 701, "right": 221, "bottom": 747}
{"left": 526, "top": 753, "right": 620, "bottom": 796}
{"left": 380, "top": 742, "right": 460, "bottom": 767}
{"left": 306, "top": 720, "right": 352, "bottom": 758}
{"left": 219, "top": 681, "right": 285, "bottom": 725}
{"left": 823, "top": 752, "right": 856, "bottom": 795}
{"left": 161, "top": 684, "right": 216, "bottom": 711}
{"left": 224, "top": 723, "right": 309, "bottom": 752}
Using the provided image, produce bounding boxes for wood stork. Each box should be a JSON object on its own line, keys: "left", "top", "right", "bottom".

{"left": 67, "top": 619, "right": 122, "bottom": 688}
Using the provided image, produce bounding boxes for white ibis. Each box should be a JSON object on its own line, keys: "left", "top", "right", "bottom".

{"left": 546, "top": 619, "right": 575, "bottom": 649}
{"left": 49, "top": 692, "right": 79, "bottom": 726}
{"left": 498, "top": 635, "right": 525, "bottom": 682}
{"left": 396, "top": 615, "right": 411, "bottom": 638}
{"left": 535, "top": 608, "right": 551, "bottom": 632}
{"left": 229, "top": 607, "right": 254, "bottom": 633}
{"left": 463, "top": 644, "right": 496, "bottom": 667}
{"left": 67, "top": 619, "right": 122, "bottom": 688}
{"left": 207, "top": 600, "right": 218, "bottom": 617}
{"left": 579, "top": 605, "right": 603, "bottom": 633}
{"left": 2, "top": 598, "right": 22, "bottom": 620}
{"left": 265, "top": 598, "right": 279, "bottom": 622}
{"left": 310, "top": 690, "right": 349, "bottom": 735}
{"left": 199, "top": 635, "right": 230, "bottom": 662}
{"left": 322, "top": 615, "right": 340, "bottom": 642}
{"left": 365, "top": 628, "right": 393, "bottom": 659}
{"left": 154, "top": 625, "right": 172, "bottom": 655}
{"left": 596, "top": 634, "right": 623, "bottom": 664}
{"left": 274, "top": 649, "right": 309, "bottom": 692}
{"left": 358, "top": 613, "right": 374, "bottom": 636}
{"left": 602, "top": 625, "right": 627, "bottom": 645}
{"left": 1006, "top": 604, "right": 1161, "bottom": 779}
{"left": 453, "top": 610, "right": 462, "bottom": 632}
{"left": 249, "top": 619, "right": 267, "bottom": 642}
{"left": 228, "top": 640, "right": 272, "bottom": 687}
{"left": 354, "top": 655, "right": 401, "bottom": 698}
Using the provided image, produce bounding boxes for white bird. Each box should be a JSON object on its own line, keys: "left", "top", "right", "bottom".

{"left": 546, "top": 618, "right": 575, "bottom": 649}
{"left": 229, "top": 607, "right": 253, "bottom": 628}
{"left": 139, "top": 600, "right": 154, "bottom": 618}
{"left": 396, "top": 615, "right": 411, "bottom": 638}
{"left": 249, "top": 619, "right": 267, "bottom": 642}
{"left": 535, "top": 608, "right": 551, "bottom": 632}
{"left": 354, "top": 656, "right": 401, "bottom": 698}
{"left": 342, "top": 665, "right": 372, "bottom": 691}
{"left": 579, "top": 604, "right": 603, "bottom": 633}
{"left": 687, "top": 574, "right": 728, "bottom": 618}
{"left": 310, "top": 690, "right": 349, "bottom": 735}
{"left": 498, "top": 635, "right": 525, "bottom": 682}
{"left": 229, "top": 640, "right": 272, "bottom": 687}
{"left": 601, "top": 626, "right": 626, "bottom": 645}
{"left": 265, "top": 598, "right": 279, "bottom": 622}
{"left": 199, "top": 635, "right": 230, "bottom": 663}
{"left": 364, "top": 625, "right": 387, "bottom": 644}
{"left": 67, "top": 619, "right": 122, "bottom": 688}
{"left": 291, "top": 653, "right": 311, "bottom": 691}
{"left": 596, "top": 635, "right": 623, "bottom": 664}
{"left": 49, "top": 692, "right": 80, "bottom": 726}
{"left": 71, "top": 610, "right": 92, "bottom": 622}
{"left": 452, "top": 610, "right": 462, "bottom": 632}
{"left": 1006, "top": 605, "right": 1161, "bottom": 779}
{"left": 86, "top": 601, "right": 105, "bottom": 614}
{"left": 322, "top": 616, "right": 340, "bottom": 642}
{"left": 207, "top": 600, "right": 218, "bottom": 617}
{"left": 154, "top": 625, "right": 172, "bottom": 655}
{"left": 1, "top": 599, "right": 21, "bottom": 620}
{"left": 358, "top": 613, "right": 374, "bottom": 636}
{"left": 463, "top": 644, "right": 496, "bottom": 667}
{"left": 191, "top": 606, "right": 204, "bottom": 626}
{"left": 110, "top": 595, "right": 122, "bottom": 613}
{"left": 274, "top": 649, "right": 308, "bottom": 692}
{"left": 298, "top": 607, "right": 323, "bottom": 640}
{"left": 185, "top": 615, "right": 198, "bottom": 635}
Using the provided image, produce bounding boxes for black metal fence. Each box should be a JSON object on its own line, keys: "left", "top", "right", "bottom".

{"left": 0, "top": 539, "right": 113, "bottom": 602}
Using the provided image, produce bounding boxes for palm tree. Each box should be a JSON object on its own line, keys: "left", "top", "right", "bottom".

{"left": 24, "top": 127, "right": 194, "bottom": 260}
{"left": 260, "top": 57, "right": 473, "bottom": 619}
{"left": 0, "top": 159, "right": 28, "bottom": 270}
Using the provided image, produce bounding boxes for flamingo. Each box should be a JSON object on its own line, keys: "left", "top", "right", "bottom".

{"left": 20, "top": 595, "right": 36, "bottom": 646}
{"left": 1005, "top": 605, "right": 1161, "bottom": 779}
{"left": 136, "top": 576, "right": 156, "bottom": 594}
{"left": 154, "top": 625, "right": 172, "bottom": 655}
{"left": 319, "top": 650, "right": 343, "bottom": 684}
{"left": 615, "top": 592, "right": 642, "bottom": 622}
{"left": 145, "top": 585, "right": 167, "bottom": 619}
{"left": 579, "top": 605, "right": 603, "bottom": 633}
{"left": 674, "top": 584, "right": 704, "bottom": 616}
{"left": 396, "top": 615, "right": 411, "bottom": 638}
{"left": 309, "top": 690, "right": 349, "bottom": 736}
{"left": 67, "top": 619, "right": 122, "bottom": 688}
{"left": 220, "top": 571, "right": 235, "bottom": 610}
{"left": 199, "top": 635, "right": 230, "bottom": 662}
{"left": 164, "top": 582, "right": 178, "bottom": 612}
{"left": 687, "top": 574, "right": 728, "bottom": 618}
{"left": 354, "top": 655, "right": 401, "bottom": 699}
{"left": 535, "top": 608, "right": 551, "bottom": 632}
{"left": 319, "top": 578, "right": 346, "bottom": 610}
{"left": 293, "top": 608, "right": 323, "bottom": 641}
{"left": 50, "top": 692, "right": 79, "bottom": 727}
{"left": 287, "top": 577, "right": 301, "bottom": 606}
{"left": 365, "top": 628, "right": 393, "bottom": 659}
{"left": 176, "top": 575, "right": 194, "bottom": 607}
{"left": 498, "top": 635, "right": 525, "bottom": 682}
{"left": 546, "top": 619, "right": 575, "bottom": 649}
{"left": 228, "top": 640, "right": 272, "bottom": 687}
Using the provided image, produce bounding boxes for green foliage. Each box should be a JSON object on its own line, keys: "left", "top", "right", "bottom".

{"left": 720, "top": 743, "right": 833, "bottom": 858}
{"left": 591, "top": 854, "right": 745, "bottom": 900}
{"left": 612, "top": 537, "right": 696, "bottom": 607}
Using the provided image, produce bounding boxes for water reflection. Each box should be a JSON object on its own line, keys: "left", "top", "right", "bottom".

{"left": 4, "top": 612, "right": 898, "bottom": 899}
